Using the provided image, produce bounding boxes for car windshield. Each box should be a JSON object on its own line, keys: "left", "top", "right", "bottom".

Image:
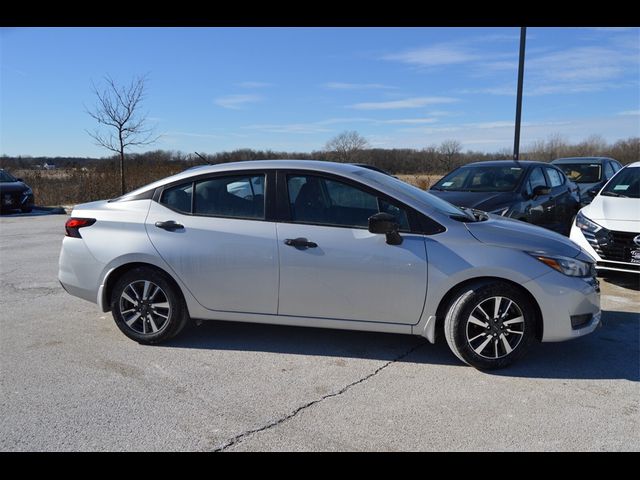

{"left": 432, "top": 165, "right": 525, "bottom": 192}
{"left": 0, "top": 170, "right": 17, "bottom": 183}
{"left": 556, "top": 163, "right": 602, "bottom": 183}
{"left": 600, "top": 167, "right": 639, "bottom": 199}
{"left": 355, "top": 168, "right": 474, "bottom": 220}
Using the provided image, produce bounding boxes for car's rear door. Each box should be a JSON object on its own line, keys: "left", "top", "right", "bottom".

{"left": 275, "top": 171, "right": 428, "bottom": 325}
{"left": 145, "top": 171, "right": 279, "bottom": 314}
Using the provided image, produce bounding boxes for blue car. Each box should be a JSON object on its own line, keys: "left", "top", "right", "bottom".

{"left": 551, "top": 157, "right": 623, "bottom": 206}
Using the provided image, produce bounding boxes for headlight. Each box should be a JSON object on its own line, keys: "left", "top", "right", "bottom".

{"left": 529, "top": 252, "right": 594, "bottom": 277}
{"left": 575, "top": 211, "right": 602, "bottom": 233}
{"left": 489, "top": 206, "right": 510, "bottom": 216}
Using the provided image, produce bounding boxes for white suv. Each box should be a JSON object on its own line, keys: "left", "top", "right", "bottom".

{"left": 570, "top": 161, "right": 640, "bottom": 274}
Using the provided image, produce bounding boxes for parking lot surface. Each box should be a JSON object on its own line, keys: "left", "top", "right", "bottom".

{"left": 1, "top": 214, "right": 638, "bottom": 451}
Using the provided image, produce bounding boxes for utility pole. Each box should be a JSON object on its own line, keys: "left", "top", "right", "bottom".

{"left": 513, "top": 27, "right": 527, "bottom": 160}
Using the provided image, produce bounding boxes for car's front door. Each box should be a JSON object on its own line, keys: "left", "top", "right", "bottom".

{"left": 524, "top": 166, "right": 555, "bottom": 229}
{"left": 275, "top": 172, "right": 427, "bottom": 325}
{"left": 545, "top": 166, "right": 576, "bottom": 233}
{"left": 145, "top": 172, "right": 279, "bottom": 314}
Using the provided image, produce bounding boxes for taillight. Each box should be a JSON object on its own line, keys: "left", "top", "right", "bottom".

{"left": 65, "top": 217, "right": 96, "bottom": 238}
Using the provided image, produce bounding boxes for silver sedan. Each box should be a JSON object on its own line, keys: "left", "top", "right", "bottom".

{"left": 58, "top": 160, "right": 601, "bottom": 369}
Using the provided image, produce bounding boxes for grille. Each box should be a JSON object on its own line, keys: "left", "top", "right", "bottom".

{"left": 584, "top": 228, "right": 639, "bottom": 263}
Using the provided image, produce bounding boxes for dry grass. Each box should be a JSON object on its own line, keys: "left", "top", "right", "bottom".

{"left": 397, "top": 174, "right": 443, "bottom": 190}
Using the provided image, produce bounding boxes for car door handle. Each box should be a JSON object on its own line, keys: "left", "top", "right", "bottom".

{"left": 155, "top": 220, "right": 184, "bottom": 231}
{"left": 284, "top": 237, "right": 318, "bottom": 249}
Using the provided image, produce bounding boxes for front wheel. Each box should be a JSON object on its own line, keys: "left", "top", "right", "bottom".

{"left": 443, "top": 281, "right": 538, "bottom": 369}
{"left": 111, "top": 267, "right": 189, "bottom": 344}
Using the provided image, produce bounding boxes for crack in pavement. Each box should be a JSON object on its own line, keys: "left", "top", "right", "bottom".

{"left": 211, "top": 340, "right": 427, "bottom": 452}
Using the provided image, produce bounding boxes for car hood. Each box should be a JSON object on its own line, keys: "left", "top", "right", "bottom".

{"left": 0, "top": 181, "right": 29, "bottom": 193}
{"left": 466, "top": 215, "right": 582, "bottom": 258}
{"left": 581, "top": 194, "right": 640, "bottom": 231}
{"left": 429, "top": 190, "right": 516, "bottom": 212}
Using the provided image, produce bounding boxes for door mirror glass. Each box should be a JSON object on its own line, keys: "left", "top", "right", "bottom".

{"left": 368, "top": 212, "right": 403, "bottom": 245}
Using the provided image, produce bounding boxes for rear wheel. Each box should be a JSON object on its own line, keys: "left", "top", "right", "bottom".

{"left": 443, "top": 281, "right": 537, "bottom": 369}
{"left": 111, "top": 267, "right": 189, "bottom": 344}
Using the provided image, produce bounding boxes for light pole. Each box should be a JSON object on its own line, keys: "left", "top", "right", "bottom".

{"left": 513, "top": 27, "right": 527, "bottom": 160}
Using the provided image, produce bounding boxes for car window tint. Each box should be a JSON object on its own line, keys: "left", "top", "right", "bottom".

{"left": 528, "top": 167, "right": 547, "bottom": 191}
{"left": 603, "top": 161, "right": 615, "bottom": 179}
{"left": 160, "top": 182, "right": 193, "bottom": 214}
{"left": 287, "top": 175, "right": 409, "bottom": 229}
{"left": 611, "top": 161, "right": 622, "bottom": 173}
{"left": 194, "top": 175, "right": 265, "bottom": 219}
{"left": 546, "top": 167, "right": 564, "bottom": 187}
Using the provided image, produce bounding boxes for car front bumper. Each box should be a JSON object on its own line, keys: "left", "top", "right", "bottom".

{"left": 570, "top": 224, "right": 640, "bottom": 274}
{"left": 524, "top": 269, "right": 601, "bottom": 342}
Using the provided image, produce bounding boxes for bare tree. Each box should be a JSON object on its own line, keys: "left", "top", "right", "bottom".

{"left": 86, "top": 75, "right": 158, "bottom": 195}
{"left": 438, "top": 139, "right": 462, "bottom": 170}
{"left": 325, "top": 130, "right": 369, "bottom": 163}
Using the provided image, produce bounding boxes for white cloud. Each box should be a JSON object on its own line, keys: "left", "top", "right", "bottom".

{"left": 242, "top": 123, "right": 332, "bottom": 134}
{"left": 237, "top": 81, "right": 273, "bottom": 88}
{"left": 381, "top": 118, "right": 439, "bottom": 125}
{"left": 382, "top": 44, "right": 478, "bottom": 67}
{"left": 214, "top": 94, "right": 263, "bottom": 109}
{"left": 349, "top": 96, "right": 459, "bottom": 110}
{"left": 165, "top": 131, "right": 222, "bottom": 139}
{"left": 618, "top": 110, "right": 640, "bottom": 116}
{"left": 323, "top": 82, "right": 397, "bottom": 90}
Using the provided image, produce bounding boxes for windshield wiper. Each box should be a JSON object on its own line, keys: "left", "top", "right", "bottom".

{"left": 601, "top": 191, "right": 627, "bottom": 198}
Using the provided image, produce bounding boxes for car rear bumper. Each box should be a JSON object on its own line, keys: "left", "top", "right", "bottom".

{"left": 524, "top": 269, "right": 601, "bottom": 342}
{"left": 58, "top": 236, "right": 105, "bottom": 305}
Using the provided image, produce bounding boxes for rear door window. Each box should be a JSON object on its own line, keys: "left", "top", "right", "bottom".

{"left": 194, "top": 174, "right": 265, "bottom": 219}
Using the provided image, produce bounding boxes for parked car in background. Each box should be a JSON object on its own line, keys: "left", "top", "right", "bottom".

{"left": 0, "top": 169, "right": 34, "bottom": 213}
{"left": 570, "top": 161, "right": 640, "bottom": 274}
{"left": 429, "top": 160, "right": 581, "bottom": 235}
{"left": 552, "top": 157, "right": 623, "bottom": 206}
{"left": 58, "top": 160, "right": 601, "bottom": 370}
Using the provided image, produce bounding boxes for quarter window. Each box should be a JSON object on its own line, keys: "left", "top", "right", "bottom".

{"left": 160, "top": 182, "right": 193, "bottom": 214}
{"left": 194, "top": 175, "right": 265, "bottom": 219}
{"left": 287, "top": 175, "right": 410, "bottom": 230}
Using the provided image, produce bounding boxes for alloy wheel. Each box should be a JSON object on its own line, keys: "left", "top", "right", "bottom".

{"left": 119, "top": 280, "right": 172, "bottom": 335}
{"left": 465, "top": 296, "right": 525, "bottom": 359}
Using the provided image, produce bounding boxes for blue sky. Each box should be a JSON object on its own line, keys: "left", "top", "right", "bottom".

{"left": 1, "top": 27, "right": 638, "bottom": 157}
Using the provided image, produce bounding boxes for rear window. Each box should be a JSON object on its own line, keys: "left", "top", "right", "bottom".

{"left": 556, "top": 163, "right": 602, "bottom": 183}
{"left": 433, "top": 165, "right": 524, "bottom": 192}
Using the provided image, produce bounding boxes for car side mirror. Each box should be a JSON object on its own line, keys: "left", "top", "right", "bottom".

{"left": 368, "top": 212, "right": 403, "bottom": 245}
{"left": 531, "top": 185, "right": 550, "bottom": 198}
{"left": 16, "top": 178, "right": 23, "bottom": 182}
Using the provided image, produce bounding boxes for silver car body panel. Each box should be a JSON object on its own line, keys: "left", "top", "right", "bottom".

{"left": 59, "top": 160, "right": 600, "bottom": 344}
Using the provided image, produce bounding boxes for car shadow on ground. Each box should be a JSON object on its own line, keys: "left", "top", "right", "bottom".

{"left": 0, "top": 207, "right": 66, "bottom": 217}
{"left": 163, "top": 309, "right": 638, "bottom": 381}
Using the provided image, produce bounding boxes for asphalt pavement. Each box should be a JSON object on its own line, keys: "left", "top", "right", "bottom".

{"left": 0, "top": 214, "right": 638, "bottom": 451}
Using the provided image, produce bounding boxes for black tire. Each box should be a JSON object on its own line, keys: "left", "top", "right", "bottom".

{"left": 443, "top": 280, "right": 538, "bottom": 370}
{"left": 111, "top": 266, "right": 190, "bottom": 344}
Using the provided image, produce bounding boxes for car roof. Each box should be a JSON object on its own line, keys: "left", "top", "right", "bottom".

{"left": 552, "top": 157, "right": 616, "bottom": 164}
{"left": 461, "top": 160, "right": 551, "bottom": 168}
{"left": 624, "top": 161, "right": 640, "bottom": 168}
{"left": 123, "top": 160, "right": 376, "bottom": 197}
